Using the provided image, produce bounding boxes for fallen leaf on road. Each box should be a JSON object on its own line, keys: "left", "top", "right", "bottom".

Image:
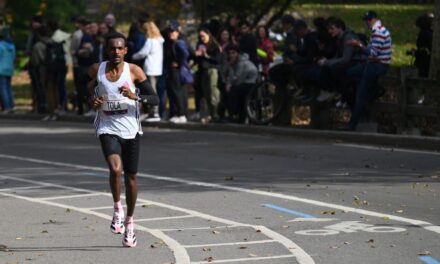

{"left": 248, "top": 253, "right": 257, "bottom": 257}
{"left": 419, "top": 250, "right": 431, "bottom": 256}
{"left": 225, "top": 176, "right": 234, "bottom": 181}
{"left": 343, "top": 241, "right": 350, "bottom": 245}
{"left": 367, "top": 239, "right": 375, "bottom": 248}
{"left": 395, "top": 210, "right": 404, "bottom": 214}
{"left": 203, "top": 247, "right": 211, "bottom": 252}
{"left": 15, "top": 237, "right": 22, "bottom": 240}
{"left": 142, "top": 204, "right": 149, "bottom": 208}
{"left": 41, "top": 230, "right": 48, "bottom": 233}
{"left": 212, "top": 230, "right": 220, "bottom": 235}
{"left": 66, "top": 208, "right": 71, "bottom": 213}
{"left": 239, "top": 246, "right": 247, "bottom": 249}
{"left": 256, "top": 229, "right": 261, "bottom": 233}
{"left": 205, "top": 256, "right": 214, "bottom": 262}
{"left": 321, "top": 210, "right": 336, "bottom": 215}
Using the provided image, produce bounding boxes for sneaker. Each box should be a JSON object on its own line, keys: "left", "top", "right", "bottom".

{"left": 169, "top": 116, "right": 180, "bottom": 124}
{"left": 316, "top": 90, "right": 336, "bottom": 102}
{"left": 110, "top": 210, "right": 125, "bottom": 234}
{"left": 178, "top": 116, "right": 187, "bottom": 124}
{"left": 145, "top": 113, "right": 161, "bottom": 122}
{"left": 122, "top": 228, "right": 137, "bottom": 248}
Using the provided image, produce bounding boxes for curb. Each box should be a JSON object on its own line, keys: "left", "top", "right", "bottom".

{"left": 2, "top": 113, "right": 440, "bottom": 151}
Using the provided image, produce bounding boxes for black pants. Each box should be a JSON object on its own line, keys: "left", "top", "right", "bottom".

{"left": 228, "top": 83, "right": 254, "bottom": 123}
{"left": 166, "top": 68, "right": 187, "bottom": 117}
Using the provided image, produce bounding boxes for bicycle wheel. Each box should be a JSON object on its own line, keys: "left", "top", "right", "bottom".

{"left": 245, "top": 81, "right": 286, "bottom": 125}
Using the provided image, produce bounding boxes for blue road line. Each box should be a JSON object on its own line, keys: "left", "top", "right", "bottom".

{"left": 81, "top": 172, "right": 107, "bottom": 178}
{"left": 419, "top": 256, "right": 440, "bottom": 264}
{"left": 262, "top": 203, "right": 315, "bottom": 218}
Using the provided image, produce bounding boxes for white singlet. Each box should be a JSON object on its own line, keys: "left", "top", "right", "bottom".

{"left": 94, "top": 61, "right": 142, "bottom": 139}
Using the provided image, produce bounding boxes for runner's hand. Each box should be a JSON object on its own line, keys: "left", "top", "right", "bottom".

{"left": 92, "top": 96, "right": 104, "bottom": 110}
{"left": 119, "top": 86, "right": 137, "bottom": 100}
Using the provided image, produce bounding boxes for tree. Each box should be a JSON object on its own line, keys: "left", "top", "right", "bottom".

{"left": 429, "top": 0, "right": 440, "bottom": 79}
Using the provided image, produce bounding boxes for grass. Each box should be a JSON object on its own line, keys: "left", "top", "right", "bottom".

{"left": 294, "top": 4, "right": 435, "bottom": 66}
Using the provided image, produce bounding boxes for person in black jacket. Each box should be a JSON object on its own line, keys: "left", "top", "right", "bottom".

{"left": 237, "top": 20, "right": 257, "bottom": 65}
{"left": 164, "top": 25, "right": 190, "bottom": 123}
{"left": 414, "top": 12, "right": 434, "bottom": 78}
{"left": 195, "top": 27, "right": 221, "bottom": 123}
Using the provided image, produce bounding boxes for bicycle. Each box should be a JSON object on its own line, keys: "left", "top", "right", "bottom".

{"left": 245, "top": 67, "right": 301, "bottom": 125}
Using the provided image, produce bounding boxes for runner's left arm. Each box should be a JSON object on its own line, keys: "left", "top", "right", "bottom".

{"left": 120, "top": 64, "right": 159, "bottom": 105}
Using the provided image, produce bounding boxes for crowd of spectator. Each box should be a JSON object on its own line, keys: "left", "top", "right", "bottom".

{"left": 0, "top": 10, "right": 435, "bottom": 130}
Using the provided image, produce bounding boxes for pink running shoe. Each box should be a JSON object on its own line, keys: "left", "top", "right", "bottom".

{"left": 110, "top": 211, "right": 125, "bottom": 234}
{"left": 122, "top": 228, "right": 137, "bottom": 248}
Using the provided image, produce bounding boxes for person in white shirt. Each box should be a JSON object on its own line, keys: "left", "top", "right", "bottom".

{"left": 88, "top": 32, "right": 158, "bottom": 248}
{"left": 132, "top": 20, "right": 164, "bottom": 122}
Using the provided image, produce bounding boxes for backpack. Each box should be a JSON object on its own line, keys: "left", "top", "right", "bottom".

{"left": 46, "top": 41, "right": 66, "bottom": 72}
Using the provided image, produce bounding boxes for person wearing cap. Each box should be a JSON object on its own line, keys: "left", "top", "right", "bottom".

{"left": 163, "top": 24, "right": 191, "bottom": 124}
{"left": 343, "top": 10, "right": 392, "bottom": 131}
{"left": 224, "top": 44, "right": 258, "bottom": 123}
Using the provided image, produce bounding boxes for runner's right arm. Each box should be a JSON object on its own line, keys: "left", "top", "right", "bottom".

{"left": 88, "top": 63, "right": 104, "bottom": 110}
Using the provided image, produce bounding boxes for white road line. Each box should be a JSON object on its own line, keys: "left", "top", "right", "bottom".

{"left": 0, "top": 175, "right": 190, "bottom": 264}
{"left": 87, "top": 205, "right": 122, "bottom": 210}
{"left": 0, "top": 186, "right": 45, "bottom": 192}
{"left": 334, "top": 143, "right": 440, "bottom": 156}
{"left": 137, "top": 215, "right": 195, "bottom": 222}
{"left": 191, "top": 254, "right": 294, "bottom": 264}
{"left": 288, "top": 218, "right": 338, "bottom": 222}
{"left": 0, "top": 173, "right": 315, "bottom": 264}
{"left": 182, "top": 239, "right": 276, "bottom": 248}
{"left": 159, "top": 226, "right": 236, "bottom": 232}
{"left": 1, "top": 153, "right": 438, "bottom": 236}
{"left": 40, "top": 193, "right": 103, "bottom": 201}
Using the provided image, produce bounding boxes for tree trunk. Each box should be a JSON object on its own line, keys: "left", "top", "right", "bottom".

{"left": 429, "top": 0, "right": 440, "bottom": 79}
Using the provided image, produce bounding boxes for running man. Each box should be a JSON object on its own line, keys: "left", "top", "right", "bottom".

{"left": 88, "top": 32, "right": 159, "bottom": 247}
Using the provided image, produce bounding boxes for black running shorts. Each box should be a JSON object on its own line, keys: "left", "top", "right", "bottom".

{"left": 99, "top": 133, "right": 140, "bottom": 174}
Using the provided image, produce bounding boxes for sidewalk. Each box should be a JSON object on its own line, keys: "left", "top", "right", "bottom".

{"left": 1, "top": 113, "right": 440, "bottom": 151}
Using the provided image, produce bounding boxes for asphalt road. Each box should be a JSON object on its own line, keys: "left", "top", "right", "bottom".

{"left": 0, "top": 119, "right": 439, "bottom": 264}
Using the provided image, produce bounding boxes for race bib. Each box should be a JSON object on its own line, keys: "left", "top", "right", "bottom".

{"left": 101, "top": 94, "right": 129, "bottom": 116}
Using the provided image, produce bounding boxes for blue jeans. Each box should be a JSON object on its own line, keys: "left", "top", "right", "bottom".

{"left": 0, "top": 75, "right": 14, "bottom": 110}
{"left": 347, "top": 62, "right": 388, "bottom": 129}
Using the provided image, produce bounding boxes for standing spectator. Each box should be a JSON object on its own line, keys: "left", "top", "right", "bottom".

{"left": 31, "top": 26, "right": 56, "bottom": 120}
{"left": 70, "top": 16, "right": 86, "bottom": 113}
{"left": 76, "top": 20, "right": 95, "bottom": 115}
{"left": 344, "top": 11, "right": 392, "bottom": 131}
{"left": 163, "top": 26, "right": 190, "bottom": 123}
{"left": 94, "top": 22, "right": 110, "bottom": 63}
{"left": 224, "top": 15, "right": 240, "bottom": 44}
{"left": 104, "top": 13, "right": 117, "bottom": 34}
{"left": 48, "top": 20, "right": 70, "bottom": 113}
{"left": 0, "top": 27, "right": 16, "bottom": 113}
{"left": 237, "top": 20, "right": 257, "bottom": 65}
{"left": 224, "top": 45, "right": 258, "bottom": 123}
{"left": 217, "top": 28, "right": 232, "bottom": 121}
{"left": 26, "top": 15, "right": 45, "bottom": 113}
{"left": 414, "top": 12, "right": 434, "bottom": 78}
{"left": 126, "top": 21, "right": 145, "bottom": 66}
{"left": 132, "top": 21, "right": 164, "bottom": 122}
{"left": 195, "top": 28, "right": 221, "bottom": 123}
{"left": 256, "top": 25, "right": 274, "bottom": 76}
